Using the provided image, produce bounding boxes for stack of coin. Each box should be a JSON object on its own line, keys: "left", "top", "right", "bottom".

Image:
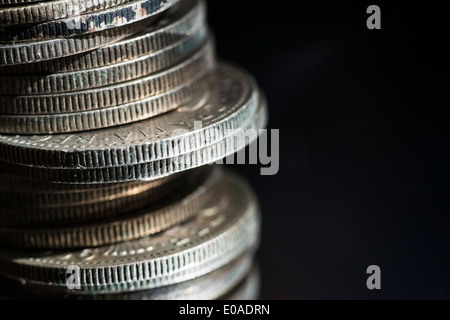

{"left": 0, "top": 0, "right": 267, "bottom": 299}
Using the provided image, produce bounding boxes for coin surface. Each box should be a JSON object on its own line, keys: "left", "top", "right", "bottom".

{"left": 0, "top": 166, "right": 218, "bottom": 248}
{"left": 0, "top": 32, "right": 208, "bottom": 114}
{"left": 0, "top": 0, "right": 180, "bottom": 42}
{"left": 84, "top": 253, "right": 255, "bottom": 299}
{"left": 0, "top": 74, "right": 211, "bottom": 134}
{"left": 0, "top": 169, "right": 196, "bottom": 227}
{"left": 0, "top": 40, "right": 215, "bottom": 134}
{"left": 0, "top": 0, "right": 134, "bottom": 26}
{"left": 0, "top": 15, "right": 151, "bottom": 65}
{"left": 129, "top": 253, "right": 254, "bottom": 300}
{"left": 0, "top": 30, "right": 209, "bottom": 96}
{"left": 0, "top": 253, "right": 255, "bottom": 300}
{"left": 0, "top": 171, "right": 260, "bottom": 293}
{"left": 0, "top": 0, "right": 205, "bottom": 75}
{"left": 0, "top": 63, "right": 260, "bottom": 169}
{"left": 0, "top": 0, "right": 267, "bottom": 301}
{"left": 0, "top": 93, "right": 267, "bottom": 183}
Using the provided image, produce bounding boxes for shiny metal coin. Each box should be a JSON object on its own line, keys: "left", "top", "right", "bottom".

{"left": 0, "top": 169, "right": 193, "bottom": 227}
{"left": 0, "top": 40, "right": 215, "bottom": 134}
{"left": 0, "top": 16, "right": 150, "bottom": 65}
{"left": 0, "top": 93, "right": 267, "bottom": 183}
{"left": 0, "top": 0, "right": 205, "bottom": 74}
{"left": 0, "top": 166, "right": 218, "bottom": 249}
{"left": 0, "top": 0, "right": 180, "bottom": 43}
{"left": 0, "top": 63, "right": 260, "bottom": 169}
{"left": 0, "top": 171, "right": 260, "bottom": 294}
{"left": 0, "top": 250, "right": 256, "bottom": 300}
{"left": 0, "top": 32, "right": 208, "bottom": 114}
{"left": 0, "top": 0, "right": 135, "bottom": 26}
{"left": 129, "top": 254, "right": 254, "bottom": 300}
{"left": 0, "top": 73, "right": 211, "bottom": 133}
{"left": 0, "top": 30, "right": 209, "bottom": 96}
{"left": 0, "top": 1, "right": 175, "bottom": 66}
{"left": 68, "top": 253, "right": 254, "bottom": 299}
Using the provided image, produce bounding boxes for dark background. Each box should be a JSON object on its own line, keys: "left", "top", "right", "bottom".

{"left": 208, "top": 1, "right": 450, "bottom": 299}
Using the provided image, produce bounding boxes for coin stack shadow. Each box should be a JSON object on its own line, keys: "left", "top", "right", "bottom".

{"left": 0, "top": 0, "right": 266, "bottom": 299}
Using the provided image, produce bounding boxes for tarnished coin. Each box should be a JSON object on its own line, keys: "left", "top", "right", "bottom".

{"left": 0, "top": 166, "right": 218, "bottom": 249}
{"left": 0, "top": 0, "right": 205, "bottom": 75}
{"left": 0, "top": 169, "right": 194, "bottom": 227}
{"left": 0, "top": 0, "right": 134, "bottom": 26}
{"left": 0, "top": 0, "right": 180, "bottom": 43}
{"left": 0, "top": 92, "right": 267, "bottom": 183}
{"left": 0, "top": 171, "right": 261, "bottom": 294}
{"left": 0, "top": 40, "right": 215, "bottom": 134}
{"left": 0, "top": 63, "right": 260, "bottom": 169}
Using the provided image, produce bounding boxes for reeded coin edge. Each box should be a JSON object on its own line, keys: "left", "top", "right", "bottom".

{"left": 0, "top": 64, "right": 258, "bottom": 168}
{"left": 0, "top": 30, "right": 210, "bottom": 95}
{"left": 0, "top": 0, "right": 180, "bottom": 42}
{"left": 0, "top": 0, "right": 205, "bottom": 73}
{"left": 0, "top": 171, "right": 261, "bottom": 293}
{"left": 0, "top": 44, "right": 215, "bottom": 134}
{"left": 0, "top": 0, "right": 134, "bottom": 26}
{"left": 0, "top": 169, "right": 193, "bottom": 227}
{"left": 0, "top": 13, "right": 152, "bottom": 65}
{"left": 0, "top": 96, "right": 267, "bottom": 183}
{"left": 0, "top": 166, "right": 220, "bottom": 248}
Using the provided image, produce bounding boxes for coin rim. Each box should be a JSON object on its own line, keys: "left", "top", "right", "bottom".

{"left": 0, "top": 166, "right": 219, "bottom": 248}
{"left": 0, "top": 170, "right": 261, "bottom": 293}
{"left": 0, "top": 64, "right": 258, "bottom": 169}
{"left": 0, "top": 94, "right": 267, "bottom": 183}
{"left": 0, "top": 0, "right": 180, "bottom": 43}
{"left": 0, "top": 0, "right": 205, "bottom": 74}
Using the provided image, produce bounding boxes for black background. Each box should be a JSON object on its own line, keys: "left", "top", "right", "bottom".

{"left": 208, "top": 1, "right": 450, "bottom": 299}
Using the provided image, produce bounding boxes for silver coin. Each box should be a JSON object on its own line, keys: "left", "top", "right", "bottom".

{"left": 0, "top": 169, "right": 179, "bottom": 193}
{"left": 0, "top": 166, "right": 218, "bottom": 249}
{"left": 0, "top": 30, "right": 208, "bottom": 114}
{"left": 0, "top": 93, "right": 267, "bottom": 183}
{"left": 136, "top": 253, "right": 254, "bottom": 300}
{"left": 0, "top": 0, "right": 205, "bottom": 75}
{"left": 0, "top": 33, "right": 210, "bottom": 113}
{"left": 86, "top": 253, "right": 255, "bottom": 299}
{"left": 0, "top": 28, "right": 209, "bottom": 95}
{"left": 0, "top": 0, "right": 180, "bottom": 43}
{"left": 0, "top": 64, "right": 260, "bottom": 169}
{"left": 0, "top": 170, "right": 261, "bottom": 294}
{"left": 0, "top": 252, "right": 255, "bottom": 300}
{"left": 0, "top": 72, "right": 211, "bottom": 134}
{"left": 0, "top": 170, "right": 193, "bottom": 227}
{"left": 0, "top": 7, "right": 157, "bottom": 65}
{"left": 0, "top": 0, "right": 134, "bottom": 26}
{"left": 0, "top": 41, "right": 215, "bottom": 134}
